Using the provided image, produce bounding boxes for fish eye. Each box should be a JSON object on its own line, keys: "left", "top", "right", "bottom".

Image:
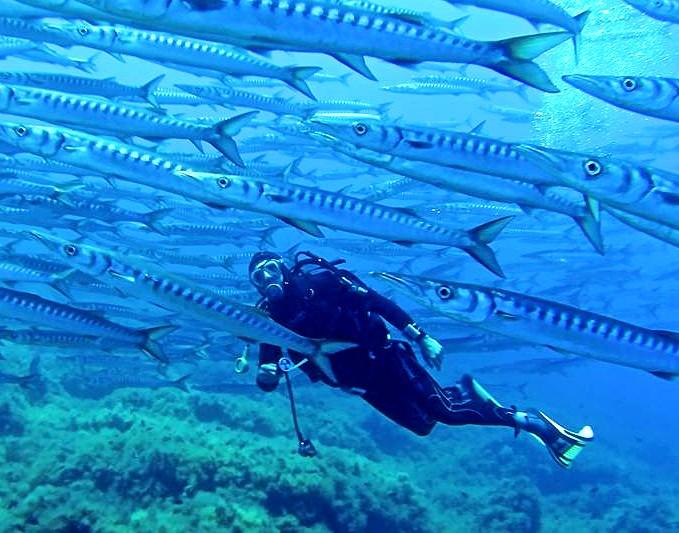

{"left": 78, "top": 26, "right": 89, "bottom": 36}
{"left": 583, "top": 159, "right": 602, "bottom": 177}
{"left": 436, "top": 285, "right": 454, "bottom": 300}
{"left": 13, "top": 126, "right": 27, "bottom": 137}
{"left": 63, "top": 244, "right": 78, "bottom": 256}
{"left": 622, "top": 78, "right": 637, "bottom": 91}
{"left": 353, "top": 122, "right": 368, "bottom": 136}
{"left": 217, "top": 177, "right": 230, "bottom": 188}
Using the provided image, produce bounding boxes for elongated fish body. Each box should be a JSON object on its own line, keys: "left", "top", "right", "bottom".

{"left": 517, "top": 145, "right": 679, "bottom": 231}
{"left": 0, "top": 328, "right": 135, "bottom": 351}
{"left": 374, "top": 272, "right": 679, "bottom": 378}
{"left": 0, "top": 84, "right": 253, "bottom": 164}
{"left": 444, "top": 0, "right": 589, "bottom": 35}
{"left": 61, "top": 0, "right": 570, "bottom": 92}
{"left": 316, "top": 135, "right": 602, "bottom": 252}
{"left": 310, "top": 119, "right": 560, "bottom": 185}
{"left": 0, "top": 69, "right": 164, "bottom": 106}
{"left": 31, "top": 19, "right": 320, "bottom": 98}
{"left": 177, "top": 84, "right": 310, "bottom": 118}
{"left": 179, "top": 170, "right": 511, "bottom": 277}
{"left": 603, "top": 205, "right": 679, "bottom": 248}
{"left": 0, "top": 121, "right": 233, "bottom": 206}
{"left": 0, "top": 287, "right": 171, "bottom": 361}
{"left": 623, "top": 0, "right": 679, "bottom": 23}
{"left": 563, "top": 75, "right": 679, "bottom": 123}
{"left": 31, "top": 234, "right": 351, "bottom": 358}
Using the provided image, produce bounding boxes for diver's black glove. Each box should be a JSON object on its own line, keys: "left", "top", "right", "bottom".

{"left": 403, "top": 323, "right": 444, "bottom": 370}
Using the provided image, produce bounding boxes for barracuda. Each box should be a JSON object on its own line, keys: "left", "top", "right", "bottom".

{"left": 0, "top": 84, "right": 254, "bottom": 165}
{"left": 176, "top": 84, "right": 311, "bottom": 118}
{"left": 0, "top": 286, "right": 172, "bottom": 361}
{"left": 0, "top": 121, "right": 231, "bottom": 207}
{"left": 41, "top": 0, "right": 571, "bottom": 93}
{"left": 30, "top": 232, "right": 354, "bottom": 360}
{"left": 623, "top": 0, "right": 679, "bottom": 23}
{"left": 442, "top": 0, "right": 589, "bottom": 60}
{"left": 19, "top": 18, "right": 321, "bottom": 99}
{"left": 563, "top": 75, "right": 679, "bottom": 123}
{"left": 311, "top": 132, "right": 604, "bottom": 253}
{"left": 373, "top": 272, "right": 679, "bottom": 379}
{"left": 516, "top": 145, "right": 679, "bottom": 231}
{"left": 179, "top": 170, "right": 512, "bottom": 277}
{"left": 308, "top": 119, "right": 561, "bottom": 185}
{"left": 0, "top": 69, "right": 164, "bottom": 107}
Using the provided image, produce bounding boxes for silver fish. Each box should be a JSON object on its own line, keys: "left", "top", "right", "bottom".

{"left": 62, "top": 0, "right": 570, "bottom": 92}
{"left": 516, "top": 145, "right": 679, "bottom": 231}
{"left": 623, "top": 0, "right": 679, "bottom": 23}
{"left": 0, "top": 84, "right": 254, "bottom": 165}
{"left": 178, "top": 170, "right": 513, "bottom": 277}
{"left": 33, "top": 18, "right": 321, "bottom": 99}
{"left": 30, "top": 232, "right": 355, "bottom": 361}
{"left": 563, "top": 75, "right": 679, "bottom": 123}
{"left": 0, "top": 287, "right": 173, "bottom": 361}
{"left": 373, "top": 272, "right": 679, "bottom": 379}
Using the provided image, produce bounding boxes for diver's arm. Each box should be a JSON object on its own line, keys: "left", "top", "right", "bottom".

{"left": 257, "top": 343, "right": 283, "bottom": 392}
{"left": 364, "top": 288, "right": 444, "bottom": 370}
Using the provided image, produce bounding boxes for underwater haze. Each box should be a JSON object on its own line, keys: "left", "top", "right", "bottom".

{"left": 0, "top": 0, "right": 678, "bottom": 531}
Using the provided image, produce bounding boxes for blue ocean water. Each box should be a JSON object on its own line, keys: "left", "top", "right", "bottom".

{"left": 0, "top": 0, "right": 678, "bottom": 531}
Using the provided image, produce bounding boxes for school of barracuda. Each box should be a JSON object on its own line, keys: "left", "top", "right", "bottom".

{"left": 0, "top": 0, "right": 677, "bottom": 397}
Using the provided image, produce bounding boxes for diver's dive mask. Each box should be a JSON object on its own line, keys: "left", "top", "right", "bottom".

{"left": 249, "top": 257, "right": 285, "bottom": 300}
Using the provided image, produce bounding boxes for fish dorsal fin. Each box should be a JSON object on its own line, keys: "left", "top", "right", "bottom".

{"left": 496, "top": 310, "right": 520, "bottom": 320}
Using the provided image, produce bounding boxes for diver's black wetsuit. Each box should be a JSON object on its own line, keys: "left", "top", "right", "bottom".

{"left": 257, "top": 268, "right": 516, "bottom": 436}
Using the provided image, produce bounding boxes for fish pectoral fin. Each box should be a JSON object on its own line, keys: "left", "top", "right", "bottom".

{"left": 263, "top": 193, "right": 293, "bottom": 203}
{"left": 12, "top": 96, "right": 40, "bottom": 106}
{"left": 496, "top": 310, "right": 521, "bottom": 320}
{"left": 655, "top": 190, "right": 679, "bottom": 205}
{"left": 61, "top": 144, "right": 88, "bottom": 153}
{"left": 648, "top": 370, "right": 678, "bottom": 381}
{"left": 394, "top": 206, "right": 422, "bottom": 218}
{"left": 404, "top": 140, "right": 435, "bottom": 149}
{"left": 277, "top": 217, "right": 325, "bottom": 237}
{"left": 107, "top": 269, "right": 136, "bottom": 283}
{"left": 544, "top": 345, "right": 574, "bottom": 355}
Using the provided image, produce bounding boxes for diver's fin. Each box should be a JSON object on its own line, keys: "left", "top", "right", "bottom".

{"left": 527, "top": 409, "right": 594, "bottom": 469}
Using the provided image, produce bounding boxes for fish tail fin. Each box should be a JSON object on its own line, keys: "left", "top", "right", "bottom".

{"left": 493, "top": 31, "right": 571, "bottom": 93}
{"left": 141, "top": 325, "right": 176, "bottom": 363}
{"left": 462, "top": 216, "right": 514, "bottom": 277}
{"left": 571, "top": 11, "right": 591, "bottom": 64}
{"left": 140, "top": 74, "right": 165, "bottom": 107}
{"left": 171, "top": 374, "right": 191, "bottom": 393}
{"left": 77, "top": 52, "right": 101, "bottom": 74}
{"left": 207, "top": 111, "right": 258, "bottom": 167}
{"left": 285, "top": 66, "right": 322, "bottom": 99}
{"left": 144, "top": 207, "right": 174, "bottom": 235}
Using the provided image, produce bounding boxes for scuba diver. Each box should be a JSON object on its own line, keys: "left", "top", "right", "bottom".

{"left": 244, "top": 250, "right": 594, "bottom": 468}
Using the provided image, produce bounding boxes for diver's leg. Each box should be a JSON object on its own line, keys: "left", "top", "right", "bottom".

{"left": 431, "top": 375, "right": 594, "bottom": 468}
